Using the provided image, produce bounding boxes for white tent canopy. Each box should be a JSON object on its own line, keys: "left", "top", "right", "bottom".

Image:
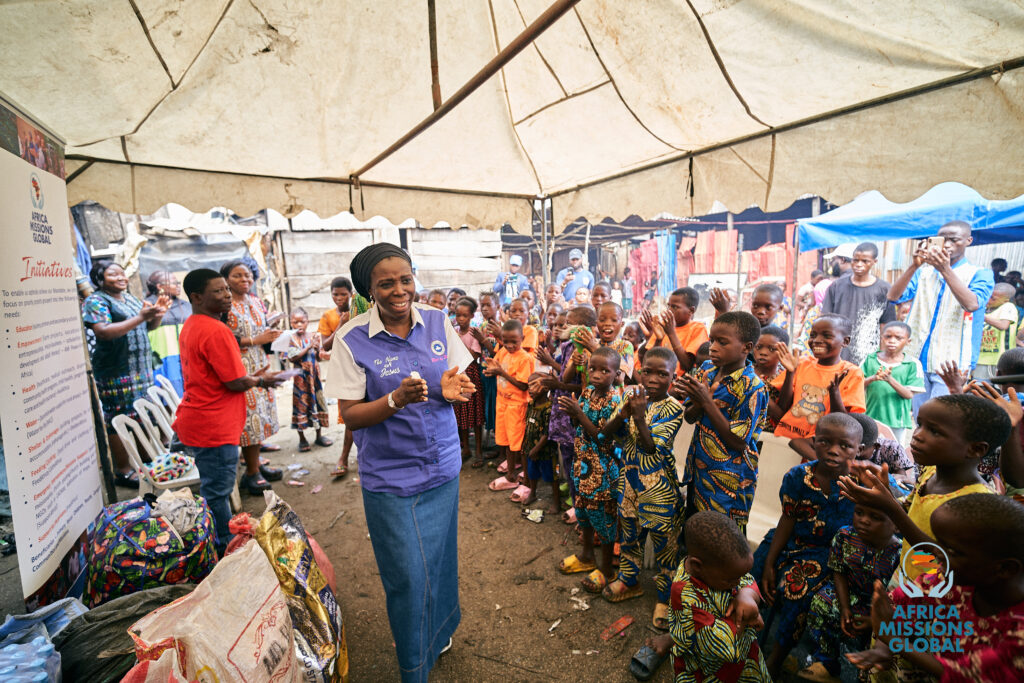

{"left": 2, "top": 0, "right": 1023, "bottom": 233}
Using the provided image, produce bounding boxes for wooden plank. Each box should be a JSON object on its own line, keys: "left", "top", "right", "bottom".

{"left": 410, "top": 241, "right": 502, "bottom": 258}
{"left": 409, "top": 254, "right": 498, "bottom": 272}
{"left": 281, "top": 230, "right": 374, "bottom": 254}
{"left": 285, "top": 252, "right": 361, "bottom": 276}
{"left": 411, "top": 228, "right": 501, "bottom": 243}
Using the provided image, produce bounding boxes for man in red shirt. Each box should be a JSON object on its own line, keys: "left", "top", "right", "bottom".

{"left": 175, "top": 269, "right": 285, "bottom": 553}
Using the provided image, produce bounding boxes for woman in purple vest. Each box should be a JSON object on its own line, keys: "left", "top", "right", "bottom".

{"left": 325, "top": 243, "right": 475, "bottom": 682}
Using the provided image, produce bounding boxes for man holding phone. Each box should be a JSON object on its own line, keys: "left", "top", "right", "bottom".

{"left": 887, "top": 220, "right": 994, "bottom": 412}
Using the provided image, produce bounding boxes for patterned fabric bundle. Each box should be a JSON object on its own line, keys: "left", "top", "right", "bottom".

{"left": 84, "top": 495, "right": 217, "bottom": 607}
{"left": 145, "top": 452, "right": 194, "bottom": 483}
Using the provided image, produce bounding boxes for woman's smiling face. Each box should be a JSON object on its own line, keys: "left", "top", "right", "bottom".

{"left": 226, "top": 264, "right": 253, "bottom": 295}
{"left": 369, "top": 257, "right": 416, "bottom": 322}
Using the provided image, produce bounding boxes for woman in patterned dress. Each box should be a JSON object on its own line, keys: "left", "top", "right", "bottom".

{"left": 220, "top": 261, "right": 283, "bottom": 494}
{"left": 82, "top": 260, "right": 168, "bottom": 486}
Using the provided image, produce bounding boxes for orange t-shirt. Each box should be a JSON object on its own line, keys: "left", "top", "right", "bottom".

{"left": 774, "top": 359, "right": 866, "bottom": 439}
{"left": 318, "top": 308, "right": 345, "bottom": 337}
{"left": 494, "top": 347, "right": 532, "bottom": 403}
{"left": 522, "top": 325, "right": 539, "bottom": 353}
{"left": 655, "top": 320, "right": 709, "bottom": 374}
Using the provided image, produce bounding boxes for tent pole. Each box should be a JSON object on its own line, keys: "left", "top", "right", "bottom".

{"left": 538, "top": 196, "right": 550, "bottom": 288}
{"left": 789, "top": 225, "right": 799, "bottom": 343}
{"left": 352, "top": 0, "right": 581, "bottom": 179}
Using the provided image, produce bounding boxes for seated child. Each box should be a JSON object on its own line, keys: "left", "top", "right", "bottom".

{"left": 647, "top": 287, "right": 709, "bottom": 374}
{"left": 848, "top": 493, "right": 1024, "bottom": 681}
{"left": 838, "top": 395, "right": 1011, "bottom": 583}
{"left": 752, "top": 412, "right": 861, "bottom": 677}
{"left": 847, "top": 412, "right": 916, "bottom": 492}
{"left": 675, "top": 311, "right": 768, "bottom": 536}
{"left": 753, "top": 325, "right": 790, "bottom": 432}
{"left": 862, "top": 321, "right": 924, "bottom": 443}
{"left": 643, "top": 511, "right": 769, "bottom": 682}
{"left": 484, "top": 320, "right": 532, "bottom": 494}
{"left": 774, "top": 314, "right": 866, "bottom": 460}
{"left": 800, "top": 503, "right": 900, "bottom": 681}
{"left": 601, "top": 347, "right": 686, "bottom": 630}
{"left": 285, "top": 308, "right": 331, "bottom": 452}
{"left": 522, "top": 373, "right": 561, "bottom": 514}
{"left": 319, "top": 277, "right": 353, "bottom": 476}
{"left": 557, "top": 347, "right": 623, "bottom": 592}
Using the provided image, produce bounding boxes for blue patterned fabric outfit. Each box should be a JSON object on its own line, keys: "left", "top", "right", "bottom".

{"left": 82, "top": 291, "right": 154, "bottom": 425}
{"left": 614, "top": 395, "right": 685, "bottom": 604}
{"left": 225, "top": 294, "right": 279, "bottom": 446}
{"left": 572, "top": 385, "right": 623, "bottom": 544}
{"left": 807, "top": 526, "right": 901, "bottom": 671}
{"left": 682, "top": 360, "right": 768, "bottom": 535}
{"left": 751, "top": 462, "right": 855, "bottom": 649}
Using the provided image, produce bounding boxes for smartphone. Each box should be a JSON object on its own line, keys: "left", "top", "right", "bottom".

{"left": 265, "top": 311, "right": 284, "bottom": 327}
{"left": 927, "top": 235, "right": 944, "bottom": 250}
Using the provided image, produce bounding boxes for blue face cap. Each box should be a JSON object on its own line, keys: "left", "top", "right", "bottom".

{"left": 509, "top": 255, "right": 523, "bottom": 266}
{"left": 569, "top": 248, "right": 584, "bottom": 260}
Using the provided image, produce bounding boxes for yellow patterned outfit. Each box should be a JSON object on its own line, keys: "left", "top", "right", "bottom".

{"left": 613, "top": 395, "right": 685, "bottom": 603}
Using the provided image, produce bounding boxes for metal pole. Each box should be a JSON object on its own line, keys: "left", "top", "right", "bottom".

{"left": 352, "top": 0, "right": 581, "bottom": 179}
{"left": 789, "top": 225, "right": 799, "bottom": 343}
{"left": 537, "top": 196, "right": 550, "bottom": 288}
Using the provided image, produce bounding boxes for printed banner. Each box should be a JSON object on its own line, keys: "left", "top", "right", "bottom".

{"left": 0, "top": 99, "right": 101, "bottom": 598}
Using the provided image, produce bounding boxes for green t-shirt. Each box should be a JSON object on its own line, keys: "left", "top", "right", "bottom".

{"left": 978, "top": 301, "right": 1019, "bottom": 366}
{"left": 861, "top": 351, "right": 925, "bottom": 430}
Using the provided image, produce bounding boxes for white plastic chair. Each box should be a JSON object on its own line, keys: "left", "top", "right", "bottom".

{"left": 134, "top": 397, "right": 174, "bottom": 450}
{"left": 154, "top": 375, "right": 181, "bottom": 409}
{"left": 147, "top": 385, "right": 178, "bottom": 423}
{"left": 111, "top": 414, "right": 201, "bottom": 497}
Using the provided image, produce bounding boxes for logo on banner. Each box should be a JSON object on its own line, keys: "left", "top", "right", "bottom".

{"left": 30, "top": 173, "right": 44, "bottom": 210}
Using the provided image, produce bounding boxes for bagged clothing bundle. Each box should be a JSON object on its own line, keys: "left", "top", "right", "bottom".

{"left": 83, "top": 491, "right": 217, "bottom": 607}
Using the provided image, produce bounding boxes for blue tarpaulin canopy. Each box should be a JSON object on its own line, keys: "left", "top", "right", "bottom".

{"left": 797, "top": 182, "right": 1024, "bottom": 252}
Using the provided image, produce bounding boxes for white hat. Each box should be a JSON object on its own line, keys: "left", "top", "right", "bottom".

{"left": 569, "top": 248, "right": 584, "bottom": 260}
{"left": 824, "top": 243, "right": 857, "bottom": 260}
{"left": 509, "top": 254, "right": 523, "bottom": 266}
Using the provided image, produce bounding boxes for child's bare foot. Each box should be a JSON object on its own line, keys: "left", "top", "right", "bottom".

{"left": 546, "top": 500, "right": 561, "bottom": 515}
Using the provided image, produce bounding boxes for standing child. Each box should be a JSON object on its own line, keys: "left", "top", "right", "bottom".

{"left": 647, "top": 287, "right": 709, "bottom": 374}
{"left": 573, "top": 301, "right": 634, "bottom": 381}
{"left": 610, "top": 280, "right": 624, "bottom": 307}
{"left": 639, "top": 511, "right": 769, "bottom": 682}
{"left": 862, "top": 321, "right": 924, "bottom": 443}
{"left": 591, "top": 282, "right": 611, "bottom": 309}
{"left": 452, "top": 297, "right": 485, "bottom": 466}
{"left": 484, "top": 320, "right": 533, "bottom": 495}
{"left": 712, "top": 283, "right": 788, "bottom": 329}
{"left": 508, "top": 298, "right": 539, "bottom": 353}
{"left": 475, "top": 291, "right": 502, "bottom": 453}
{"left": 319, "top": 277, "right": 354, "bottom": 477}
{"left": 774, "top": 314, "right": 866, "bottom": 460}
{"left": 522, "top": 373, "right": 561, "bottom": 513}
{"left": 800, "top": 504, "right": 900, "bottom": 682}
{"left": 753, "top": 325, "right": 790, "bottom": 432}
{"left": 601, "top": 347, "right": 686, "bottom": 630}
{"left": 285, "top": 308, "right": 332, "bottom": 453}
{"left": 848, "top": 494, "right": 1024, "bottom": 681}
{"left": 621, "top": 267, "right": 636, "bottom": 317}
{"left": 753, "top": 412, "right": 862, "bottom": 677}
{"left": 557, "top": 347, "right": 623, "bottom": 592}
{"left": 426, "top": 289, "right": 447, "bottom": 310}
{"left": 976, "top": 282, "right": 1020, "bottom": 380}
{"left": 674, "top": 312, "right": 768, "bottom": 535}
{"left": 838, "top": 394, "right": 1010, "bottom": 582}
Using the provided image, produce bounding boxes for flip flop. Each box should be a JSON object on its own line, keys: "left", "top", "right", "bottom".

{"left": 259, "top": 443, "right": 281, "bottom": 452}
{"left": 114, "top": 470, "right": 139, "bottom": 488}
{"left": 314, "top": 435, "right": 334, "bottom": 447}
{"left": 298, "top": 442, "right": 312, "bottom": 453}
{"left": 602, "top": 580, "right": 644, "bottom": 603}
{"left": 561, "top": 508, "right": 576, "bottom": 524}
{"left": 558, "top": 554, "right": 597, "bottom": 575}
{"left": 509, "top": 484, "right": 532, "bottom": 503}
{"left": 652, "top": 602, "right": 670, "bottom": 630}
{"left": 470, "top": 457, "right": 485, "bottom": 469}
{"left": 488, "top": 476, "right": 518, "bottom": 492}
{"left": 331, "top": 465, "right": 348, "bottom": 478}
{"left": 629, "top": 645, "right": 668, "bottom": 681}
{"left": 581, "top": 569, "right": 607, "bottom": 593}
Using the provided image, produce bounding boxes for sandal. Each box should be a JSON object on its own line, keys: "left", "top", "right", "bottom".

{"left": 470, "top": 457, "right": 485, "bottom": 469}
{"left": 558, "top": 554, "right": 597, "bottom": 575}
{"left": 497, "top": 459, "right": 509, "bottom": 474}
{"left": 652, "top": 602, "right": 670, "bottom": 630}
{"left": 629, "top": 645, "right": 668, "bottom": 681}
{"left": 114, "top": 470, "right": 139, "bottom": 488}
{"left": 259, "top": 443, "right": 281, "bottom": 452}
{"left": 331, "top": 465, "right": 348, "bottom": 478}
{"left": 314, "top": 435, "right": 334, "bottom": 447}
{"left": 240, "top": 473, "right": 272, "bottom": 495}
{"left": 259, "top": 464, "right": 283, "bottom": 481}
{"left": 509, "top": 484, "right": 532, "bottom": 503}
{"left": 581, "top": 569, "right": 607, "bottom": 593}
{"left": 561, "top": 508, "right": 577, "bottom": 525}
{"left": 602, "top": 580, "right": 644, "bottom": 603}
{"left": 488, "top": 476, "right": 518, "bottom": 492}
{"left": 298, "top": 441, "right": 311, "bottom": 453}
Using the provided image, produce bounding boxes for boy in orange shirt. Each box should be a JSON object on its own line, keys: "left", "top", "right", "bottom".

{"left": 645, "top": 287, "right": 709, "bottom": 374}
{"left": 485, "top": 320, "right": 534, "bottom": 495}
{"left": 774, "top": 313, "right": 867, "bottom": 459}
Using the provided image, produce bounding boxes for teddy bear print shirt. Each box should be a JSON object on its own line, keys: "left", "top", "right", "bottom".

{"left": 774, "top": 359, "right": 866, "bottom": 439}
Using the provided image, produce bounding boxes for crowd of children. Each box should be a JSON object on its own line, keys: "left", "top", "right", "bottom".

{"left": 280, "top": 245, "right": 1024, "bottom": 682}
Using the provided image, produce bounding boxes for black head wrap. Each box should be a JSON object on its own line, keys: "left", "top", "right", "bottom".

{"left": 349, "top": 243, "right": 412, "bottom": 300}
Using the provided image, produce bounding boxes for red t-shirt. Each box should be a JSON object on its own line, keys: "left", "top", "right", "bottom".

{"left": 173, "top": 314, "right": 248, "bottom": 447}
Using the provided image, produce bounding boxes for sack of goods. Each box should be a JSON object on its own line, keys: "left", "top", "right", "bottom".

{"left": 83, "top": 489, "right": 217, "bottom": 608}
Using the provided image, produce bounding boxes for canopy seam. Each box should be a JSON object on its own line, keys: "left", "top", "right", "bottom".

{"left": 512, "top": 79, "right": 609, "bottom": 126}
{"left": 127, "top": 0, "right": 174, "bottom": 87}
{"left": 572, "top": 7, "right": 687, "bottom": 153}
{"left": 511, "top": 0, "right": 568, "bottom": 97}
{"left": 681, "top": 0, "right": 769, "bottom": 128}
